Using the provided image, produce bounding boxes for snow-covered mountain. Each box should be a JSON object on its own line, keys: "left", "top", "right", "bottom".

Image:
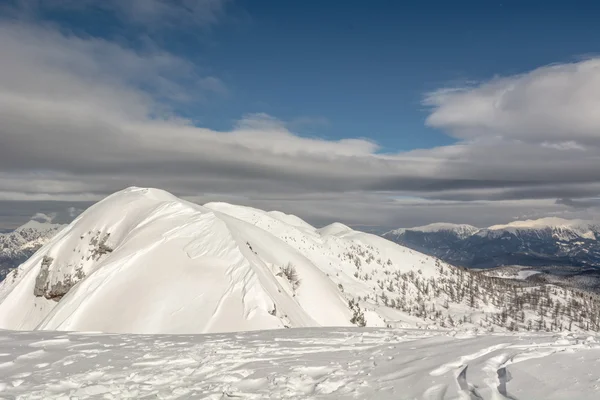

{"left": 387, "top": 223, "right": 479, "bottom": 240}
{"left": 384, "top": 217, "right": 600, "bottom": 271}
{"left": 1, "top": 188, "right": 599, "bottom": 334}
{"left": 0, "top": 217, "right": 64, "bottom": 281}
{"left": 483, "top": 217, "right": 600, "bottom": 241}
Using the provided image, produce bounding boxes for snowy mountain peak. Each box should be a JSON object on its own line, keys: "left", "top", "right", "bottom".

{"left": 0, "top": 187, "right": 354, "bottom": 333}
{"left": 14, "top": 219, "right": 63, "bottom": 234}
{"left": 489, "top": 217, "right": 591, "bottom": 230}
{"left": 0, "top": 217, "right": 65, "bottom": 281}
{"left": 485, "top": 217, "right": 598, "bottom": 240}
{"left": 318, "top": 222, "right": 353, "bottom": 236}
{"left": 387, "top": 223, "right": 479, "bottom": 239}
{"left": 388, "top": 217, "right": 600, "bottom": 241}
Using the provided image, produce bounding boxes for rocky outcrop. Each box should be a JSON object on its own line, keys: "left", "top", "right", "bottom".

{"left": 33, "top": 256, "right": 53, "bottom": 298}
{"left": 33, "top": 233, "right": 112, "bottom": 301}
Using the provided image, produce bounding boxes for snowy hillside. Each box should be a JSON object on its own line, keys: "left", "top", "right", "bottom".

{"left": 388, "top": 223, "right": 479, "bottom": 239}
{"left": 0, "top": 328, "right": 599, "bottom": 399}
{"left": 1, "top": 187, "right": 599, "bottom": 334}
{"left": 384, "top": 217, "right": 600, "bottom": 276}
{"left": 0, "top": 217, "right": 64, "bottom": 281}
{"left": 487, "top": 217, "right": 599, "bottom": 240}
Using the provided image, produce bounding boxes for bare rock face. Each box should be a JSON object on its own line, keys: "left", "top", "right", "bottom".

{"left": 33, "top": 256, "right": 53, "bottom": 298}
{"left": 33, "top": 233, "right": 113, "bottom": 301}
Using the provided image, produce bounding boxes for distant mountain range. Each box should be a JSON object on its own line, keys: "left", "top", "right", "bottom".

{"left": 384, "top": 217, "right": 600, "bottom": 269}
{"left": 0, "top": 217, "right": 65, "bottom": 281}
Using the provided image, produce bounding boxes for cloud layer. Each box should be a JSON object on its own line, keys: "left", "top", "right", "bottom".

{"left": 2, "top": 18, "right": 600, "bottom": 229}
{"left": 426, "top": 59, "right": 600, "bottom": 146}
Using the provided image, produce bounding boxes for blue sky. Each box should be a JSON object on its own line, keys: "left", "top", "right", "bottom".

{"left": 26, "top": 0, "right": 600, "bottom": 151}
{"left": 3, "top": 0, "right": 600, "bottom": 229}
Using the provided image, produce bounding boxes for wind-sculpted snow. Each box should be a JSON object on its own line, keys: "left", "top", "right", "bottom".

{"left": 0, "top": 328, "right": 598, "bottom": 399}
{"left": 1, "top": 187, "right": 600, "bottom": 335}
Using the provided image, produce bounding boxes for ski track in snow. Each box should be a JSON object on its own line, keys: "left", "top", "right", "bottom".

{"left": 0, "top": 328, "right": 598, "bottom": 399}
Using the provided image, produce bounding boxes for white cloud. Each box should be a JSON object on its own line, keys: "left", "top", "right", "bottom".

{"left": 425, "top": 58, "right": 600, "bottom": 146}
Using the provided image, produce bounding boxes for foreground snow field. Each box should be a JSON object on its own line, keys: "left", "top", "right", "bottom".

{"left": 0, "top": 328, "right": 598, "bottom": 399}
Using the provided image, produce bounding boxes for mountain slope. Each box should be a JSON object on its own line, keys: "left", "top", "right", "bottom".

{"left": 387, "top": 223, "right": 479, "bottom": 239}
{"left": 0, "top": 218, "right": 64, "bottom": 281}
{"left": 1, "top": 188, "right": 599, "bottom": 334}
{"left": 384, "top": 217, "right": 600, "bottom": 270}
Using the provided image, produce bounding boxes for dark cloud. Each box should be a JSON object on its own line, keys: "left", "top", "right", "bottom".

{"left": 0, "top": 201, "right": 91, "bottom": 230}
{"left": 556, "top": 198, "right": 600, "bottom": 210}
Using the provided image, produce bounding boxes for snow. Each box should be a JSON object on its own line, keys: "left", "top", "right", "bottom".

{"left": 14, "top": 219, "right": 62, "bottom": 234}
{"left": 516, "top": 270, "right": 542, "bottom": 279}
{"left": 1, "top": 187, "right": 598, "bottom": 338}
{"left": 489, "top": 217, "right": 590, "bottom": 230}
{"left": 479, "top": 266, "right": 543, "bottom": 280}
{"left": 0, "top": 187, "right": 445, "bottom": 334}
{"left": 386, "top": 223, "right": 479, "bottom": 238}
{"left": 0, "top": 219, "right": 63, "bottom": 255}
{"left": 389, "top": 217, "right": 600, "bottom": 241}
{"left": 488, "top": 217, "right": 599, "bottom": 240}
{"left": 0, "top": 328, "right": 598, "bottom": 399}
{"left": 1, "top": 187, "right": 599, "bottom": 398}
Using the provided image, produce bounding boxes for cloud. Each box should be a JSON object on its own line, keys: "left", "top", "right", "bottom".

{"left": 425, "top": 58, "right": 600, "bottom": 147}
{"left": 66, "top": 207, "right": 83, "bottom": 218}
{"left": 556, "top": 198, "right": 600, "bottom": 210}
{"left": 6, "top": 0, "right": 230, "bottom": 30}
{"left": 3, "top": 21, "right": 600, "bottom": 228}
{"left": 30, "top": 212, "right": 54, "bottom": 223}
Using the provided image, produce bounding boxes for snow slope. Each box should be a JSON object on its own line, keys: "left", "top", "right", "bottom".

{"left": 0, "top": 187, "right": 422, "bottom": 334}
{"left": 0, "top": 188, "right": 350, "bottom": 333}
{"left": 0, "top": 328, "right": 598, "bottom": 399}
{"left": 1, "top": 187, "right": 599, "bottom": 335}
{"left": 0, "top": 187, "right": 453, "bottom": 334}
{"left": 388, "top": 217, "right": 600, "bottom": 241}
{"left": 387, "top": 223, "right": 479, "bottom": 239}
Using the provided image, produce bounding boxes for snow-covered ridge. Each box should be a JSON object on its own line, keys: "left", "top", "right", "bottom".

{"left": 1, "top": 187, "right": 599, "bottom": 335}
{"left": 1, "top": 218, "right": 64, "bottom": 253}
{"left": 387, "top": 223, "right": 479, "bottom": 239}
{"left": 389, "top": 217, "right": 600, "bottom": 241}
{"left": 0, "top": 218, "right": 65, "bottom": 280}
{"left": 0, "top": 187, "right": 408, "bottom": 333}
{"left": 486, "top": 217, "right": 599, "bottom": 240}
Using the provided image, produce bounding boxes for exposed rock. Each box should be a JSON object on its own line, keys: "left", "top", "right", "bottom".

{"left": 33, "top": 256, "right": 53, "bottom": 297}
{"left": 91, "top": 233, "right": 113, "bottom": 260}
{"left": 33, "top": 232, "right": 111, "bottom": 301}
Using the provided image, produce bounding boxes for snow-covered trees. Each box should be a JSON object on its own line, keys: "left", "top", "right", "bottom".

{"left": 339, "top": 241, "right": 600, "bottom": 332}
{"left": 349, "top": 298, "right": 366, "bottom": 327}
{"left": 280, "top": 263, "right": 301, "bottom": 291}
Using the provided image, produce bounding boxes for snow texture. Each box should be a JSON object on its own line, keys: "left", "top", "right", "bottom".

{"left": 0, "top": 187, "right": 438, "bottom": 334}
{"left": 0, "top": 328, "right": 598, "bottom": 399}
{"left": 388, "top": 223, "right": 480, "bottom": 239}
